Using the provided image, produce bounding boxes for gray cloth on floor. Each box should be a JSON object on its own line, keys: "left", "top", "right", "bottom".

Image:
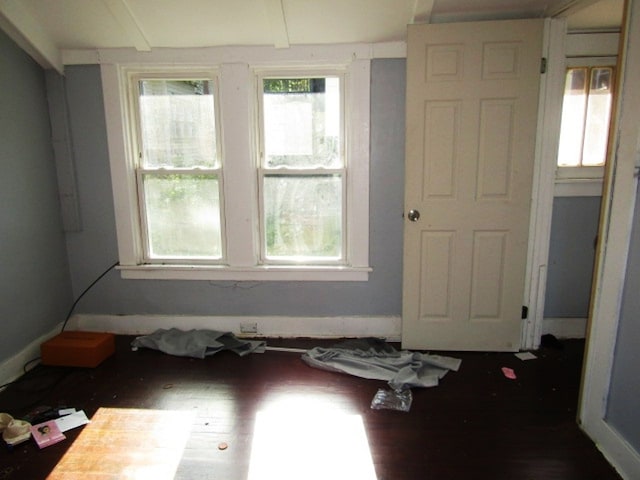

{"left": 302, "top": 338, "right": 461, "bottom": 390}
{"left": 131, "top": 328, "right": 266, "bottom": 359}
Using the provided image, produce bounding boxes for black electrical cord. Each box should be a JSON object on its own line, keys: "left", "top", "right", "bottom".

{"left": 0, "top": 358, "right": 42, "bottom": 392}
{"left": 0, "top": 366, "right": 89, "bottom": 414}
{"left": 23, "top": 357, "right": 41, "bottom": 373}
{"left": 60, "top": 261, "right": 119, "bottom": 333}
{"left": 0, "top": 262, "right": 119, "bottom": 412}
{"left": 1, "top": 261, "right": 118, "bottom": 393}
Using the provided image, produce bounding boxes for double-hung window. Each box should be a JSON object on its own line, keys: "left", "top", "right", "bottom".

{"left": 557, "top": 65, "right": 614, "bottom": 170}
{"left": 133, "top": 74, "right": 224, "bottom": 263}
{"left": 258, "top": 74, "right": 345, "bottom": 264}
{"left": 102, "top": 54, "right": 371, "bottom": 281}
{"left": 555, "top": 61, "right": 615, "bottom": 196}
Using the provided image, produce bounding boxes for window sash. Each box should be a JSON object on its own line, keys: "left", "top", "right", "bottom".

{"left": 258, "top": 169, "right": 347, "bottom": 265}
{"left": 136, "top": 78, "right": 220, "bottom": 169}
{"left": 557, "top": 65, "right": 614, "bottom": 170}
{"left": 260, "top": 75, "right": 344, "bottom": 169}
{"left": 136, "top": 168, "right": 226, "bottom": 264}
{"left": 257, "top": 72, "right": 348, "bottom": 265}
{"left": 130, "top": 71, "right": 225, "bottom": 264}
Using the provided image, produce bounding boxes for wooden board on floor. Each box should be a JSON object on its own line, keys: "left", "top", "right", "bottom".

{"left": 48, "top": 408, "right": 194, "bottom": 479}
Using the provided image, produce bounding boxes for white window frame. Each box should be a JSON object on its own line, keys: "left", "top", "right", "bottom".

{"left": 256, "top": 69, "right": 347, "bottom": 266}
{"left": 130, "top": 71, "right": 226, "bottom": 264}
{"left": 100, "top": 48, "right": 371, "bottom": 281}
{"left": 554, "top": 56, "right": 616, "bottom": 197}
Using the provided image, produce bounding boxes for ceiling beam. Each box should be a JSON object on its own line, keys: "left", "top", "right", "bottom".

{"left": 0, "top": 0, "right": 63, "bottom": 73}
{"left": 411, "top": 0, "right": 435, "bottom": 24}
{"left": 263, "top": 0, "right": 290, "bottom": 49}
{"left": 102, "top": 0, "right": 150, "bottom": 51}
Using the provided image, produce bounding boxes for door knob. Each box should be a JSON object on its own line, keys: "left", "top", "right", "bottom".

{"left": 407, "top": 209, "right": 420, "bottom": 222}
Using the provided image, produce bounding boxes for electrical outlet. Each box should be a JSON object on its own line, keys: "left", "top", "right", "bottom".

{"left": 240, "top": 322, "right": 258, "bottom": 334}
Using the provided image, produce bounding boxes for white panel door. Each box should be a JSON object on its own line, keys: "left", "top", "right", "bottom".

{"left": 402, "top": 19, "right": 544, "bottom": 352}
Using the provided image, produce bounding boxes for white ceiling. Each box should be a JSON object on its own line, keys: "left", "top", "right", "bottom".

{"left": 0, "top": 0, "right": 624, "bottom": 73}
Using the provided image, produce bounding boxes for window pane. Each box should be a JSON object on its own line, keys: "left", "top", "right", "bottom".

{"left": 143, "top": 174, "right": 222, "bottom": 258}
{"left": 263, "top": 77, "right": 341, "bottom": 169}
{"left": 139, "top": 79, "right": 218, "bottom": 168}
{"left": 583, "top": 67, "right": 613, "bottom": 166}
{"left": 264, "top": 175, "right": 342, "bottom": 259}
{"left": 557, "top": 68, "right": 587, "bottom": 167}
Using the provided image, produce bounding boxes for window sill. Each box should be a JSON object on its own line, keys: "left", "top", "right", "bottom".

{"left": 554, "top": 177, "right": 603, "bottom": 197}
{"left": 117, "top": 264, "right": 372, "bottom": 281}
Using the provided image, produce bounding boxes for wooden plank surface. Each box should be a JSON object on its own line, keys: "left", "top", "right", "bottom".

{"left": 0, "top": 336, "right": 622, "bottom": 480}
{"left": 48, "top": 408, "right": 193, "bottom": 479}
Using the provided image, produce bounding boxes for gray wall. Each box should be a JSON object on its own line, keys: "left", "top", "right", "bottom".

{"left": 606, "top": 181, "right": 640, "bottom": 451}
{"left": 62, "top": 59, "right": 406, "bottom": 317}
{"left": 0, "top": 31, "right": 594, "bottom": 351}
{"left": 0, "top": 30, "right": 73, "bottom": 362}
{"left": 544, "top": 196, "right": 601, "bottom": 318}
{"left": 61, "top": 58, "right": 587, "bottom": 321}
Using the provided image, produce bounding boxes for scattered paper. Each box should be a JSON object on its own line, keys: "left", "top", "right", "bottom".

{"left": 501, "top": 367, "right": 517, "bottom": 380}
{"left": 55, "top": 410, "right": 90, "bottom": 433}
{"left": 58, "top": 408, "right": 77, "bottom": 416}
{"left": 514, "top": 352, "right": 537, "bottom": 361}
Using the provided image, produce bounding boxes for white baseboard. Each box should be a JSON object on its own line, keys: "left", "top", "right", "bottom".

{"left": 68, "top": 314, "right": 402, "bottom": 341}
{"left": 0, "top": 324, "right": 62, "bottom": 389}
{"left": 542, "top": 317, "right": 588, "bottom": 339}
{"left": 581, "top": 417, "right": 640, "bottom": 480}
{"left": 0, "top": 315, "right": 399, "bottom": 386}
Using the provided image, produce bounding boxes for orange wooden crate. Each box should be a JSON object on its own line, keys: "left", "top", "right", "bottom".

{"left": 41, "top": 331, "right": 115, "bottom": 368}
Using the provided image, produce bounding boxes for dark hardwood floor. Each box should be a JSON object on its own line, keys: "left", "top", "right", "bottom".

{"left": 0, "top": 335, "right": 622, "bottom": 479}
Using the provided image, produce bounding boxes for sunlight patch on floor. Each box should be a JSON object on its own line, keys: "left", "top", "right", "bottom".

{"left": 248, "top": 394, "right": 377, "bottom": 480}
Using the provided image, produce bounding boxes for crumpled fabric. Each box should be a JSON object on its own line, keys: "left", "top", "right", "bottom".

{"left": 302, "top": 338, "right": 461, "bottom": 390}
{"left": 131, "top": 328, "right": 266, "bottom": 359}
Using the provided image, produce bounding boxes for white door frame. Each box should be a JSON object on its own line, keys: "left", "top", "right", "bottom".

{"left": 521, "top": 18, "right": 567, "bottom": 350}
{"left": 525, "top": 6, "right": 640, "bottom": 476}
{"left": 578, "top": 0, "right": 640, "bottom": 476}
